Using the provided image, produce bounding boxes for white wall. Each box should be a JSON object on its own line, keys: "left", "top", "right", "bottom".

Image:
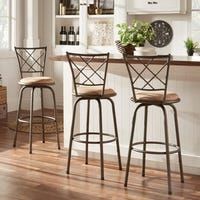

{"left": 0, "top": 0, "right": 24, "bottom": 112}
{"left": 0, "top": 57, "right": 20, "bottom": 111}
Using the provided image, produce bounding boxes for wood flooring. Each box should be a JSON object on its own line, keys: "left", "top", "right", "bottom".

{"left": 0, "top": 111, "right": 199, "bottom": 200}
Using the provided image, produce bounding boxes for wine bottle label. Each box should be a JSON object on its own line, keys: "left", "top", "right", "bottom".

{"left": 68, "top": 35, "right": 75, "bottom": 42}
{"left": 76, "top": 35, "right": 79, "bottom": 42}
{"left": 61, "top": 34, "right": 66, "bottom": 41}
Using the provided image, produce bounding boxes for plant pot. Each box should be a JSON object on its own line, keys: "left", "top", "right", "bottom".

{"left": 134, "top": 47, "right": 156, "bottom": 56}
{"left": 187, "top": 49, "right": 194, "bottom": 56}
{"left": 115, "top": 41, "right": 135, "bottom": 55}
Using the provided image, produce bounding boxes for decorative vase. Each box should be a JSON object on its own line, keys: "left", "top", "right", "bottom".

{"left": 187, "top": 49, "right": 194, "bottom": 56}
{"left": 115, "top": 41, "right": 135, "bottom": 55}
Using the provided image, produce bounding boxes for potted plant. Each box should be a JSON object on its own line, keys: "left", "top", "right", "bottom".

{"left": 184, "top": 38, "right": 198, "bottom": 56}
{"left": 116, "top": 20, "right": 155, "bottom": 54}
{"left": 115, "top": 23, "right": 136, "bottom": 55}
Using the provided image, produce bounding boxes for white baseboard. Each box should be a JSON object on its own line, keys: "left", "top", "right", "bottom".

{"left": 69, "top": 143, "right": 200, "bottom": 175}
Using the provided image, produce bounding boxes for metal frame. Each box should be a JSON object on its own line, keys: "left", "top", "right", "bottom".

{"left": 13, "top": 47, "right": 60, "bottom": 154}
{"left": 66, "top": 52, "right": 109, "bottom": 96}
{"left": 123, "top": 54, "right": 184, "bottom": 194}
{"left": 123, "top": 54, "right": 170, "bottom": 103}
{"left": 66, "top": 52, "right": 122, "bottom": 180}
{"left": 15, "top": 47, "right": 47, "bottom": 78}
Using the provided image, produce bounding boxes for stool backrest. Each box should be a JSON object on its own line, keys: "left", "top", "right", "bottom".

{"left": 66, "top": 52, "right": 109, "bottom": 96}
{"left": 123, "top": 54, "right": 171, "bottom": 103}
{"left": 15, "top": 47, "right": 47, "bottom": 78}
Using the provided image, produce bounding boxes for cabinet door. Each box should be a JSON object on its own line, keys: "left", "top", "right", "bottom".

{"left": 127, "top": 0, "right": 186, "bottom": 14}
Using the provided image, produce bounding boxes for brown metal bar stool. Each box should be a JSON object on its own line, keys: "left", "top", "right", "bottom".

{"left": 66, "top": 52, "right": 122, "bottom": 180}
{"left": 13, "top": 47, "right": 60, "bottom": 154}
{"left": 123, "top": 54, "right": 184, "bottom": 194}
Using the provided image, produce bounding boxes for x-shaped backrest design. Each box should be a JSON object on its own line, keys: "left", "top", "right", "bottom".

{"left": 15, "top": 47, "right": 47, "bottom": 78}
{"left": 124, "top": 54, "right": 171, "bottom": 101}
{"left": 67, "top": 52, "right": 109, "bottom": 96}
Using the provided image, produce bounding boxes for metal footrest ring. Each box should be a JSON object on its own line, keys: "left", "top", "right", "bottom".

{"left": 18, "top": 115, "right": 56, "bottom": 124}
{"left": 73, "top": 132, "right": 116, "bottom": 144}
{"left": 132, "top": 141, "right": 180, "bottom": 155}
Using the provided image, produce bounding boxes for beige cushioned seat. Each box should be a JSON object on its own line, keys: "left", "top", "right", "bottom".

{"left": 73, "top": 86, "right": 117, "bottom": 97}
{"left": 19, "top": 76, "right": 55, "bottom": 86}
{"left": 132, "top": 90, "right": 180, "bottom": 104}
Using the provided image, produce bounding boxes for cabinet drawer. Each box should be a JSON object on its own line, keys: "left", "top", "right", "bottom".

{"left": 127, "top": 0, "right": 187, "bottom": 14}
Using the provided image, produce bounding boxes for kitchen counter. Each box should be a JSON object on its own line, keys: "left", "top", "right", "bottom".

{"left": 50, "top": 54, "right": 200, "bottom": 66}
{"left": 51, "top": 54, "right": 200, "bottom": 175}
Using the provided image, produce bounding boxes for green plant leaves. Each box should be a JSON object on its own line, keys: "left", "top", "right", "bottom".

{"left": 184, "top": 38, "right": 198, "bottom": 50}
{"left": 116, "top": 20, "right": 155, "bottom": 46}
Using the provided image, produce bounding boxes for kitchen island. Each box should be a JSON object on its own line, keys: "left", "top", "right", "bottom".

{"left": 50, "top": 54, "right": 200, "bottom": 175}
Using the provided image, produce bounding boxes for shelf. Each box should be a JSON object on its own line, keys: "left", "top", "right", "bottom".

{"left": 56, "top": 15, "right": 79, "bottom": 19}
{"left": 88, "top": 14, "right": 114, "bottom": 19}
{"left": 56, "top": 44, "right": 80, "bottom": 47}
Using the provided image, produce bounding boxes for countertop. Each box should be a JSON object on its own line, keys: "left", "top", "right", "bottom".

{"left": 50, "top": 54, "right": 200, "bottom": 66}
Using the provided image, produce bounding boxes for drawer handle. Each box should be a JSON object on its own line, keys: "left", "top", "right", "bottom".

{"left": 153, "top": 1, "right": 158, "bottom": 4}
{"left": 148, "top": 1, "right": 153, "bottom": 4}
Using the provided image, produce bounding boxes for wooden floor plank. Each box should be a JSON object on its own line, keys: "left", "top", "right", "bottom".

{"left": 0, "top": 111, "right": 199, "bottom": 200}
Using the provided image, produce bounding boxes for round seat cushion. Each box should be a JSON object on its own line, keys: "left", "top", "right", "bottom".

{"left": 133, "top": 90, "right": 180, "bottom": 104}
{"left": 74, "top": 86, "right": 117, "bottom": 98}
{"left": 19, "top": 76, "right": 55, "bottom": 86}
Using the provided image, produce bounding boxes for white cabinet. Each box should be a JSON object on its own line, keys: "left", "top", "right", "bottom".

{"left": 127, "top": 0, "right": 187, "bottom": 14}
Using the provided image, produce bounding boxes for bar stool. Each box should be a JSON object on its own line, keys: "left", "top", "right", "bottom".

{"left": 13, "top": 47, "right": 60, "bottom": 154}
{"left": 66, "top": 52, "right": 122, "bottom": 180}
{"left": 123, "top": 54, "right": 184, "bottom": 194}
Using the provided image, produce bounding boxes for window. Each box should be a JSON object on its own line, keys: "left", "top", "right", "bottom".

{"left": 191, "top": 0, "right": 200, "bottom": 41}
{"left": 0, "top": 0, "right": 16, "bottom": 51}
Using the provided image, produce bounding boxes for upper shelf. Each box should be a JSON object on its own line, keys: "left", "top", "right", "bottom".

{"left": 56, "top": 15, "right": 79, "bottom": 19}
{"left": 88, "top": 14, "right": 114, "bottom": 19}
{"left": 56, "top": 14, "right": 114, "bottom": 19}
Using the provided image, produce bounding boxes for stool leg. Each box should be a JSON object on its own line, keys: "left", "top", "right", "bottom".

{"left": 67, "top": 98, "right": 81, "bottom": 174}
{"left": 107, "top": 97, "right": 122, "bottom": 170}
{"left": 49, "top": 86, "right": 60, "bottom": 150}
{"left": 161, "top": 105, "right": 172, "bottom": 195}
{"left": 85, "top": 99, "right": 90, "bottom": 165}
{"left": 29, "top": 87, "right": 35, "bottom": 154}
{"left": 125, "top": 104, "right": 143, "bottom": 187}
{"left": 96, "top": 99, "right": 104, "bottom": 180}
{"left": 169, "top": 104, "right": 184, "bottom": 183}
{"left": 13, "top": 86, "right": 26, "bottom": 147}
{"left": 142, "top": 105, "right": 148, "bottom": 177}
{"left": 40, "top": 88, "right": 45, "bottom": 143}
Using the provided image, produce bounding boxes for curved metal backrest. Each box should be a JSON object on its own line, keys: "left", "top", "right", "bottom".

{"left": 66, "top": 52, "right": 109, "bottom": 96}
{"left": 15, "top": 47, "right": 47, "bottom": 78}
{"left": 123, "top": 54, "right": 171, "bottom": 103}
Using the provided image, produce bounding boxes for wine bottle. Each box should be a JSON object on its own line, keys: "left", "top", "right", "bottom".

{"left": 60, "top": 26, "right": 67, "bottom": 45}
{"left": 68, "top": 26, "right": 75, "bottom": 45}
{"left": 75, "top": 26, "right": 79, "bottom": 45}
{"left": 59, "top": 0, "right": 63, "bottom": 15}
